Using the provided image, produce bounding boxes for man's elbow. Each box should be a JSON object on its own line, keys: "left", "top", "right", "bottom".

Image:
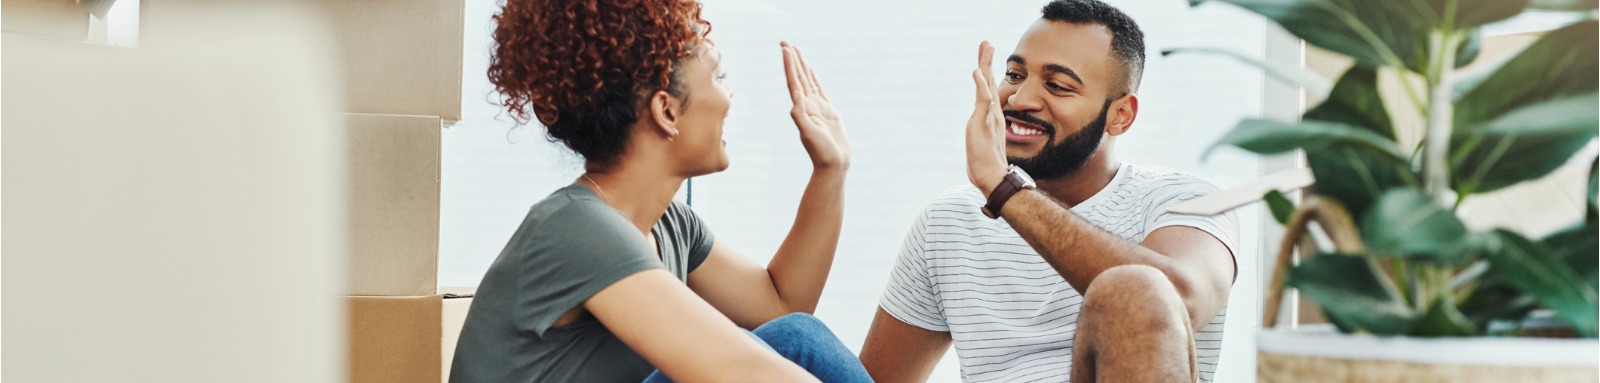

{"left": 1169, "top": 273, "right": 1229, "bottom": 328}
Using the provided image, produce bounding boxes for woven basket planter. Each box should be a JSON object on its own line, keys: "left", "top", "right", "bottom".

{"left": 1258, "top": 325, "right": 1598, "bottom": 383}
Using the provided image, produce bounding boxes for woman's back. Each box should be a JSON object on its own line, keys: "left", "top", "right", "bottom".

{"left": 449, "top": 184, "right": 714, "bottom": 382}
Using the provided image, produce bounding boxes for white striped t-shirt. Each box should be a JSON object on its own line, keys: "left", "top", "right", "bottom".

{"left": 880, "top": 163, "right": 1239, "bottom": 383}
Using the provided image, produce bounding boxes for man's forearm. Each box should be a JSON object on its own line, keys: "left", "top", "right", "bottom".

{"left": 1000, "top": 189, "right": 1198, "bottom": 301}
{"left": 767, "top": 167, "right": 847, "bottom": 313}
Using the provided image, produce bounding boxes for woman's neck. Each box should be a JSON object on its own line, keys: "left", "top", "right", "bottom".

{"left": 580, "top": 161, "right": 685, "bottom": 236}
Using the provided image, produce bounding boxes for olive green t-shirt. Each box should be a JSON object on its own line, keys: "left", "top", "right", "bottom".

{"left": 449, "top": 183, "right": 714, "bottom": 383}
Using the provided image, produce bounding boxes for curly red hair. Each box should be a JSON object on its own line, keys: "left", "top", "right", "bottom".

{"left": 489, "top": 0, "right": 710, "bottom": 166}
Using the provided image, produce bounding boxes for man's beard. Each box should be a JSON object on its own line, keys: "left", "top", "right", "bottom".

{"left": 1006, "top": 99, "right": 1112, "bottom": 180}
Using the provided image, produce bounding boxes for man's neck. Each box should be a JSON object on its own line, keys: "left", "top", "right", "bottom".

{"left": 581, "top": 159, "right": 684, "bottom": 236}
{"left": 1034, "top": 155, "right": 1122, "bottom": 207}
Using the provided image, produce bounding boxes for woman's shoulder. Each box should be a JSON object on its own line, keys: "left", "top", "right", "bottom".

{"left": 517, "top": 185, "right": 649, "bottom": 250}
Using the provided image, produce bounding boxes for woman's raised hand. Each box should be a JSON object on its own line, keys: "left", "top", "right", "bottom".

{"left": 782, "top": 42, "right": 849, "bottom": 171}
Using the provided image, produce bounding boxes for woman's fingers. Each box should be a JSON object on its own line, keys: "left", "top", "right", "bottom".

{"left": 781, "top": 42, "right": 807, "bottom": 102}
{"left": 794, "top": 46, "right": 827, "bottom": 101}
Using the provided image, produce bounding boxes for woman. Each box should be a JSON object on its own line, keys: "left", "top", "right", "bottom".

{"left": 448, "top": 0, "right": 870, "bottom": 382}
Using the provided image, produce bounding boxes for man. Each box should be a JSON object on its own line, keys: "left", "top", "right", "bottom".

{"left": 859, "top": 1, "right": 1239, "bottom": 382}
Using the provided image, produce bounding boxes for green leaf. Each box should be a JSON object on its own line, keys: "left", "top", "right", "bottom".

{"left": 1425, "top": 0, "right": 1532, "bottom": 29}
{"left": 1451, "top": 93, "right": 1600, "bottom": 195}
{"left": 1306, "top": 144, "right": 1418, "bottom": 223}
{"left": 1299, "top": 65, "right": 1415, "bottom": 222}
{"left": 1411, "top": 295, "right": 1482, "bottom": 336}
{"left": 1207, "top": 119, "right": 1410, "bottom": 162}
{"left": 1162, "top": 47, "right": 1334, "bottom": 96}
{"left": 1264, "top": 190, "right": 1296, "bottom": 225}
{"left": 1360, "top": 189, "right": 1472, "bottom": 262}
{"left": 1456, "top": 30, "right": 1483, "bottom": 68}
{"left": 1190, "top": 0, "right": 1433, "bottom": 72}
{"left": 1529, "top": 0, "right": 1599, "bottom": 10}
{"left": 1589, "top": 157, "right": 1597, "bottom": 208}
{"left": 1542, "top": 219, "right": 1599, "bottom": 291}
{"left": 1455, "top": 20, "right": 1598, "bottom": 130}
{"left": 1457, "top": 282, "right": 1540, "bottom": 329}
{"left": 1289, "top": 254, "right": 1416, "bottom": 335}
{"left": 1305, "top": 66, "right": 1394, "bottom": 139}
{"left": 1484, "top": 230, "right": 1599, "bottom": 337}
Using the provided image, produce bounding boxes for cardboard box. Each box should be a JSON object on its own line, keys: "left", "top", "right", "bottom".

{"left": 324, "top": 0, "right": 465, "bottom": 120}
{"left": 2, "top": 0, "right": 90, "bottom": 41}
{"left": 439, "top": 286, "right": 477, "bottom": 382}
{"left": 346, "top": 113, "right": 442, "bottom": 296}
{"left": 347, "top": 290, "right": 474, "bottom": 383}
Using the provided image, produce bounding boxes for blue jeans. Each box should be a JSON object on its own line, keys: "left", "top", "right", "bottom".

{"left": 641, "top": 313, "right": 874, "bottom": 383}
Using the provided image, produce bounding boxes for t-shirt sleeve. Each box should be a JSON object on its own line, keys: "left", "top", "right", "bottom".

{"left": 879, "top": 206, "right": 949, "bottom": 332}
{"left": 513, "top": 203, "right": 664, "bottom": 339}
{"left": 1142, "top": 176, "right": 1241, "bottom": 281}
{"left": 666, "top": 201, "right": 716, "bottom": 273}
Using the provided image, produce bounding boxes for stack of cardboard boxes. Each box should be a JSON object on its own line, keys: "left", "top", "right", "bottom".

{"left": 330, "top": 1, "right": 474, "bottom": 382}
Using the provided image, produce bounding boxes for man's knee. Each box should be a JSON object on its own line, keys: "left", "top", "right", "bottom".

{"left": 1082, "top": 265, "right": 1185, "bottom": 329}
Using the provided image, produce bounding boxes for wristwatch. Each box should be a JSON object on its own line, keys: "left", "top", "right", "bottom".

{"left": 982, "top": 165, "right": 1037, "bottom": 219}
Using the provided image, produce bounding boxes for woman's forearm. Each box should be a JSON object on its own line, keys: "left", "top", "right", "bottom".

{"left": 766, "top": 166, "right": 847, "bottom": 313}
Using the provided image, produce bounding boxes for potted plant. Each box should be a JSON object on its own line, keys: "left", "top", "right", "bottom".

{"left": 1171, "top": 0, "right": 1599, "bottom": 381}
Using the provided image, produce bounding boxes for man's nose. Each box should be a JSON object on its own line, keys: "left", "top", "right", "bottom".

{"left": 1004, "top": 84, "right": 1043, "bottom": 112}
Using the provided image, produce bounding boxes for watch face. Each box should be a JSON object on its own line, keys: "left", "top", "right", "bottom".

{"left": 1009, "top": 165, "right": 1036, "bottom": 187}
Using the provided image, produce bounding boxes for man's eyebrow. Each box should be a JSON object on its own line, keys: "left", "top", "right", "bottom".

{"left": 1007, "top": 55, "right": 1085, "bottom": 86}
{"left": 1042, "top": 64, "right": 1084, "bottom": 86}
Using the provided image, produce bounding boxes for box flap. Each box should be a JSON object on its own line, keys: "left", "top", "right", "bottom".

{"left": 440, "top": 286, "right": 477, "bottom": 298}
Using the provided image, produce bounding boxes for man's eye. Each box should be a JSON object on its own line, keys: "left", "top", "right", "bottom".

{"left": 1047, "top": 83, "right": 1071, "bottom": 92}
{"left": 1005, "top": 73, "right": 1024, "bottom": 82}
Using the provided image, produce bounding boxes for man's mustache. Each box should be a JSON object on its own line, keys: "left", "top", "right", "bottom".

{"left": 1002, "top": 110, "right": 1055, "bottom": 133}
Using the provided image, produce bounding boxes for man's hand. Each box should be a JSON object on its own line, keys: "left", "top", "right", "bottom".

{"left": 782, "top": 42, "right": 849, "bottom": 172}
{"left": 966, "top": 41, "right": 1008, "bottom": 198}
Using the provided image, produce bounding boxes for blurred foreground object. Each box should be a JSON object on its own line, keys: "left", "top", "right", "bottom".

{"left": 3, "top": 2, "right": 348, "bottom": 382}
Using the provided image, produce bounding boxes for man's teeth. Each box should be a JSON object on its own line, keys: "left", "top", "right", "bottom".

{"left": 1008, "top": 124, "right": 1045, "bottom": 136}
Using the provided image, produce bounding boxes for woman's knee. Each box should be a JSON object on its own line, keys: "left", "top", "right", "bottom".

{"left": 754, "top": 312, "right": 828, "bottom": 338}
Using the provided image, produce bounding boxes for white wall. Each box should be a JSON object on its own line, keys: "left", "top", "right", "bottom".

{"left": 441, "top": 1, "right": 1278, "bottom": 381}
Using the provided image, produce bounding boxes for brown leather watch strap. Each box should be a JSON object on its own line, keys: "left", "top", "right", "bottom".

{"left": 982, "top": 172, "right": 1025, "bottom": 219}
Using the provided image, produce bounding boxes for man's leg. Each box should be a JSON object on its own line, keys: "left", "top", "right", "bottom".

{"left": 1070, "top": 265, "right": 1197, "bottom": 383}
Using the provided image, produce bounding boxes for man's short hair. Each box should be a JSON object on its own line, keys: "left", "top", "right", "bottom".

{"left": 1041, "top": 0, "right": 1146, "bottom": 95}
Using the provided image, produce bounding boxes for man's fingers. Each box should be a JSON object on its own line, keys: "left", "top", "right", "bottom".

{"left": 972, "top": 69, "right": 991, "bottom": 106}
{"left": 977, "top": 41, "right": 996, "bottom": 90}
{"left": 985, "top": 104, "right": 998, "bottom": 134}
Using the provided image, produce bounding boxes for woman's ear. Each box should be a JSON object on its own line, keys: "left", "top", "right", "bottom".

{"left": 648, "top": 90, "right": 682, "bottom": 140}
{"left": 1107, "top": 93, "right": 1139, "bottom": 136}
